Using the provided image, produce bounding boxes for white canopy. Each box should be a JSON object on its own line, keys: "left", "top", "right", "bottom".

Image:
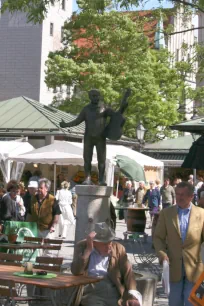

{"left": 0, "top": 141, "right": 34, "bottom": 157}
{"left": 9, "top": 141, "right": 163, "bottom": 189}
{"left": 9, "top": 141, "right": 97, "bottom": 193}
{"left": 9, "top": 141, "right": 98, "bottom": 165}
{"left": 10, "top": 151, "right": 86, "bottom": 165}
{"left": 0, "top": 141, "right": 34, "bottom": 182}
{"left": 106, "top": 145, "right": 163, "bottom": 168}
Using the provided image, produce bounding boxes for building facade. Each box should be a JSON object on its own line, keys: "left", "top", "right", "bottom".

{"left": 167, "top": 7, "right": 197, "bottom": 120}
{"left": 0, "top": 0, "right": 72, "bottom": 105}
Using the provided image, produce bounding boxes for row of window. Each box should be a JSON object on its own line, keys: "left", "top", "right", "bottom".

{"left": 52, "top": 0, "right": 66, "bottom": 10}
{"left": 50, "top": 23, "right": 64, "bottom": 39}
{"left": 49, "top": 0, "right": 66, "bottom": 36}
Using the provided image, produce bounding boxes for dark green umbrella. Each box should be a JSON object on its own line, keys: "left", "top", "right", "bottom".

{"left": 182, "top": 135, "right": 204, "bottom": 170}
{"left": 116, "top": 155, "right": 146, "bottom": 182}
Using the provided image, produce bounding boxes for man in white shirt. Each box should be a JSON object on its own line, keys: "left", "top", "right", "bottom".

{"left": 71, "top": 222, "right": 142, "bottom": 306}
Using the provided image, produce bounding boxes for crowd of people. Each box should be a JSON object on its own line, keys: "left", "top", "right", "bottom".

{"left": 120, "top": 175, "right": 204, "bottom": 225}
{"left": 0, "top": 173, "right": 76, "bottom": 239}
{"left": 1, "top": 173, "right": 204, "bottom": 306}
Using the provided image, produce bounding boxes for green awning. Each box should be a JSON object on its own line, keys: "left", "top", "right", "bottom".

{"left": 116, "top": 155, "right": 146, "bottom": 182}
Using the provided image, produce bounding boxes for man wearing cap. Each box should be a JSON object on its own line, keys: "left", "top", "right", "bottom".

{"left": 71, "top": 222, "right": 142, "bottom": 306}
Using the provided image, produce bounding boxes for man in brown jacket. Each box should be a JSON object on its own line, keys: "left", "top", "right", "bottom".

{"left": 71, "top": 222, "right": 142, "bottom": 306}
{"left": 154, "top": 181, "right": 204, "bottom": 306}
{"left": 26, "top": 178, "right": 61, "bottom": 238}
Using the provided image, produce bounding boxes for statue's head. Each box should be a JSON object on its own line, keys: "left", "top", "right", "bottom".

{"left": 89, "top": 89, "right": 100, "bottom": 104}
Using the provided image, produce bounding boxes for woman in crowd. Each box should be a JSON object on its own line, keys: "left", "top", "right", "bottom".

{"left": 142, "top": 181, "right": 160, "bottom": 228}
{"left": 55, "top": 180, "right": 75, "bottom": 239}
{"left": 0, "top": 180, "right": 25, "bottom": 222}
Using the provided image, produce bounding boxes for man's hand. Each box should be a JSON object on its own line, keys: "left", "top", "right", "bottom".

{"left": 126, "top": 299, "right": 140, "bottom": 306}
{"left": 59, "top": 119, "right": 67, "bottom": 128}
{"left": 86, "top": 231, "right": 96, "bottom": 252}
{"left": 49, "top": 226, "right": 55, "bottom": 233}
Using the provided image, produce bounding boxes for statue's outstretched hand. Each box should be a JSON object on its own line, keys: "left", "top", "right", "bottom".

{"left": 60, "top": 119, "right": 67, "bottom": 128}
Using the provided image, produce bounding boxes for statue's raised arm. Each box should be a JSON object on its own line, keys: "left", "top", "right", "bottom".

{"left": 60, "top": 109, "right": 86, "bottom": 129}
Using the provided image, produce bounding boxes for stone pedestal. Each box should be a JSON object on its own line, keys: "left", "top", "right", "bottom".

{"left": 75, "top": 185, "right": 112, "bottom": 244}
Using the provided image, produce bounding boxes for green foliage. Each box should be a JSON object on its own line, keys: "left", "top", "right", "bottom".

{"left": 1, "top": 0, "right": 204, "bottom": 23}
{"left": 1, "top": 0, "right": 56, "bottom": 23}
{"left": 45, "top": 10, "right": 188, "bottom": 142}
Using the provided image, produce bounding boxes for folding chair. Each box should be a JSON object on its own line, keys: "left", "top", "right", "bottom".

{"left": 42, "top": 238, "right": 62, "bottom": 257}
{"left": 32, "top": 257, "right": 64, "bottom": 305}
{"left": 0, "top": 253, "right": 23, "bottom": 267}
{"left": 24, "top": 236, "right": 43, "bottom": 243}
{"left": 0, "top": 279, "right": 50, "bottom": 306}
{"left": 33, "top": 256, "right": 63, "bottom": 272}
{"left": 43, "top": 239, "right": 63, "bottom": 246}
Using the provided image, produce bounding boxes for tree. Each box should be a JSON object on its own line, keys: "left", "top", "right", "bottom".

{"left": 1, "top": 0, "right": 204, "bottom": 23}
{"left": 45, "top": 10, "right": 188, "bottom": 141}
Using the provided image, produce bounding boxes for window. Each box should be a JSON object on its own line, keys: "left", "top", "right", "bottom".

{"left": 62, "top": 0, "right": 65, "bottom": 10}
{"left": 50, "top": 23, "right": 54, "bottom": 36}
{"left": 176, "top": 49, "right": 179, "bottom": 62}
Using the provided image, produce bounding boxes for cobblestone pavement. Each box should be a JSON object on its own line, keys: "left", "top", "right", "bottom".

{"left": 59, "top": 217, "right": 168, "bottom": 306}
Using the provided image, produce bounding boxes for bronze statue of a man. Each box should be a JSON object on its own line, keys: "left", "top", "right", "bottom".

{"left": 60, "top": 89, "right": 130, "bottom": 186}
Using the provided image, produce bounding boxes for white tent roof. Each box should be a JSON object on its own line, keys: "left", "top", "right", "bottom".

{"left": 0, "top": 141, "right": 34, "bottom": 159}
{"left": 9, "top": 141, "right": 163, "bottom": 168}
{"left": 9, "top": 141, "right": 98, "bottom": 165}
{"left": 10, "top": 151, "right": 86, "bottom": 165}
{"left": 65, "top": 142, "right": 163, "bottom": 168}
{"left": 106, "top": 145, "right": 163, "bottom": 168}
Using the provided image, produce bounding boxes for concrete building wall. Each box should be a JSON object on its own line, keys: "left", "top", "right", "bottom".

{"left": 0, "top": 0, "right": 72, "bottom": 104}
{"left": 0, "top": 12, "right": 42, "bottom": 101}
{"left": 197, "top": 12, "right": 204, "bottom": 92}
{"left": 168, "top": 7, "right": 197, "bottom": 120}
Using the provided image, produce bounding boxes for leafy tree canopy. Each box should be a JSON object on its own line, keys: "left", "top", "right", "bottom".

{"left": 1, "top": 0, "right": 204, "bottom": 23}
{"left": 45, "top": 10, "right": 189, "bottom": 141}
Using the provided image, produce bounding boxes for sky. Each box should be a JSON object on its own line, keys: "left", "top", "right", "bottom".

{"left": 72, "top": 0, "right": 173, "bottom": 12}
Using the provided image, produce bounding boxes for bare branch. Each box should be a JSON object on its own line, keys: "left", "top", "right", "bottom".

{"left": 168, "top": 26, "right": 204, "bottom": 36}
{"left": 171, "top": 0, "right": 204, "bottom": 13}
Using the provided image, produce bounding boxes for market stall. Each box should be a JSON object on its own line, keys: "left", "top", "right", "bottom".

{"left": 9, "top": 141, "right": 164, "bottom": 191}
{"left": 0, "top": 141, "right": 34, "bottom": 183}
{"left": 9, "top": 148, "right": 93, "bottom": 194}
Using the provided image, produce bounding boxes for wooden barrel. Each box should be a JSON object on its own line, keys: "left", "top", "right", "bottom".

{"left": 127, "top": 208, "right": 147, "bottom": 233}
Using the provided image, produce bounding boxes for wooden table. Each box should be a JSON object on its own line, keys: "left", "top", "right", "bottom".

{"left": 0, "top": 242, "right": 61, "bottom": 261}
{"left": 0, "top": 265, "right": 100, "bottom": 306}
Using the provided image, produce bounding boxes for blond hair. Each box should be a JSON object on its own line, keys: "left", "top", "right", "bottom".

{"left": 155, "top": 179, "right": 160, "bottom": 185}
{"left": 61, "top": 181, "right": 70, "bottom": 189}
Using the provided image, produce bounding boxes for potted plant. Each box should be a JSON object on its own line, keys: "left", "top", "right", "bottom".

{"left": 7, "top": 226, "right": 19, "bottom": 243}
